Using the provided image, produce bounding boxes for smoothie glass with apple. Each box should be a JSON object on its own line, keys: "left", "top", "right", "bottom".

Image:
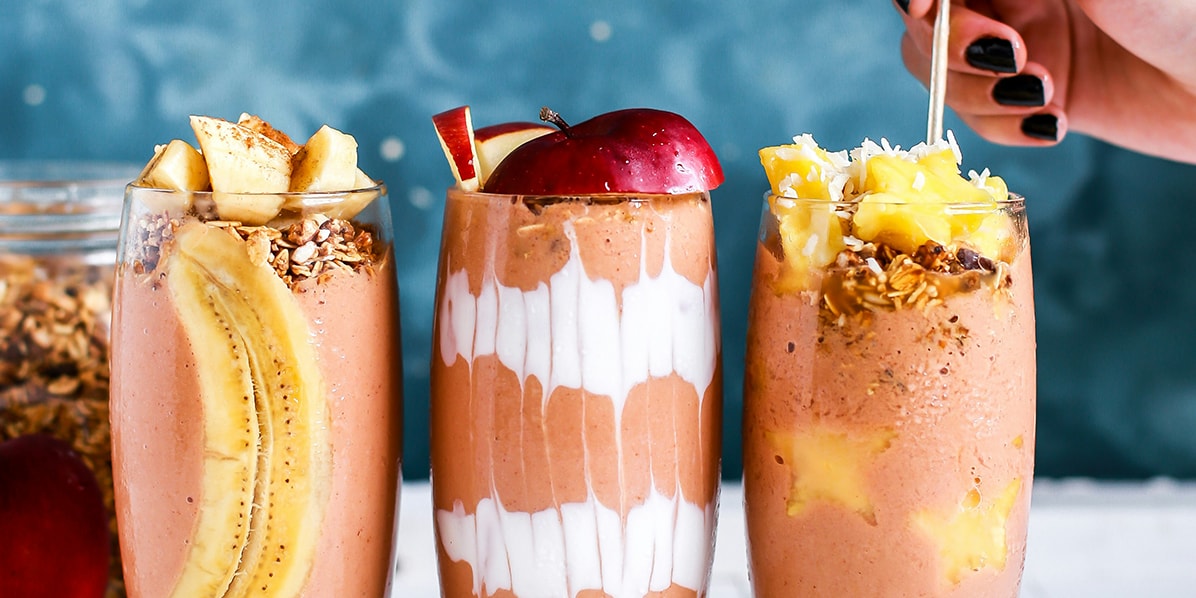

{"left": 109, "top": 115, "right": 403, "bottom": 598}
{"left": 429, "top": 107, "right": 724, "bottom": 597}
{"left": 742, "top": 136, "right": 1035, "bottom": 597}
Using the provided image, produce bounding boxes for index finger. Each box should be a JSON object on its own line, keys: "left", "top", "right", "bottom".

{"left": 900, "top": 0, "right": 966, "bottom": 21}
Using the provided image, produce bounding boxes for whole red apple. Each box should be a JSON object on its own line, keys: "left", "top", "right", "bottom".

{"left": 483, "top": 107, "right": 724, "bottom": 195}
{"left": 0, "top": 434, "right": 109, "bottom": 598}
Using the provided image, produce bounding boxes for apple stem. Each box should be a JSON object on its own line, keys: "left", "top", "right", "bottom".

{"left": 539, "top": 107, "right": 572, "bottom": 137}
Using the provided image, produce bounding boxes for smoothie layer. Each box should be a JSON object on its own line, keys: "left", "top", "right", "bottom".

{"left": 111, "top": 218, "right": 401, "bottom": 597}
{"left": 743, "top": 234, "right": 1035, "bottom": 597}
{"left": 431, "top": 191, "right": 721, "bottom": 598}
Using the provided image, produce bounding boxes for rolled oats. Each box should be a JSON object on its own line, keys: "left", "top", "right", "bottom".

{"left": 820, "top": 240, "right": 1014, "bottom": 328}
{"left": 128, "top": 212, "right": 386, "bottom": 289}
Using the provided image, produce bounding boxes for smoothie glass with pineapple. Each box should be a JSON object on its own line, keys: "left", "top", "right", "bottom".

{"left": 109, "top": 115, "right": 403, "bottom": 597}
{"left": 429, "top": 106, "right": 724, "bottom": 597}
{"left": 742, "top": 135, "right": 1035, "bottom": 597}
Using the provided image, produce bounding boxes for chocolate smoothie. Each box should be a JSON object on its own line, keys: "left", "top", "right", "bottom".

{"left": 110, "top": 188, "right": 402, "bottom": 597}
{"left": 431, "top": 189, "right": 722, "bottom": 598}
{"left": 743, "top": 137, "right": 1035, "bottom": 597}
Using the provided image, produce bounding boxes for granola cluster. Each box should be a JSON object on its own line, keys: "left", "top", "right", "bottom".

{"left": 0, "top": 255, "right": 124, "bottom": 597}
{"left": 820, "top": 239, "right": 1012, "bottom": 327}
{"left": 130, "top": 212, "right": 385, "bottom": 288}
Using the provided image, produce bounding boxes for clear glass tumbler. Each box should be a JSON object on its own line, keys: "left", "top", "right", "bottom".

{"left": 110, "top": 184, "right": 403, "bottom": 597}
{"left": 743, "top": 195, "right": 1036, "bottom": 597}
{"left": 1, "top": 161, "right": 139, "bottom": 598}
{"left": 430, "top": 188, "right": 722, "bottom": 597}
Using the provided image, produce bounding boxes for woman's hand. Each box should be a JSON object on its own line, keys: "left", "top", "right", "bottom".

{"left": 896, "top": 0, "right": 1196, "bottom": 163}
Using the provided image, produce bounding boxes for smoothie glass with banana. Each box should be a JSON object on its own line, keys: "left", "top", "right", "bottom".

{"left": 742, "top": 135, "right": 1035, "bottom": 597}
{"left": 109, "top": 115, "right": 403, "bottom": 598}
{"left": 429, "top": 106, "right": 724, "bottom": 597}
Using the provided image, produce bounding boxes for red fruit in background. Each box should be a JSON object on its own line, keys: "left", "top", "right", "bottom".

{"left": 0, "top": 434, "right": 109, "bottom": 598}
{"left": 483, "top": 107, "right": 724, "bottom": 195}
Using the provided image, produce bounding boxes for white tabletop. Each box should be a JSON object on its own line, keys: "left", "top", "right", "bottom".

{"left": 391, "top": 478, "right": 1196, "bottom": 597}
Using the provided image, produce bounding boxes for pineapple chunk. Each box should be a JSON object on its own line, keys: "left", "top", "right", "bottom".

{"left": 758, "top": 135, "right": 1016, "bottom": 294}
{"left": 854, "top": 192, "right": 952, "bottom": 255}
{"left": 760, "top": 143, "right": 836, "bottom": 200}
{"left": 916, "top": 148, "right": 963, "bottom": 181}
{"left": 913, "top": 478, "right": 1023, "bottom": 585}
{"left": 975, "top": 172, "right": 1009, "bottom": 203}
{"left": 767, "top": 425, "right": 896, "bottom": 525}
{"left": 967, "top": 211, "right": 1016, "bottom": 263}
{"left": 760, "top": 136, "right": 851, "bottom": 291}
{"left": 770, "top": 196, "right": 846, "bottom": 293}
{"left": 853, "top": 153, "right": 1000, "bottom": 254}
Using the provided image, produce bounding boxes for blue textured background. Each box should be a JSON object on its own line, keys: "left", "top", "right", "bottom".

{"left": 5, "top": 0, "right": 1196, "bottom": 480}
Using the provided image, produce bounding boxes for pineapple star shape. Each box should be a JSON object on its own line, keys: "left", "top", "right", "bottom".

{"left": 913, "top": 478, "right": 1022, "bottom": 585}
{"left": 766, "top": 425, "right": 895, "bottom": 526}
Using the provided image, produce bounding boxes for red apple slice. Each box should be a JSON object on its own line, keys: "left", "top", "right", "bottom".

{"left": 473, "top": 122, "right": 554, "bottom": 187}
{"left": 432, "top": 106, "right": 480, "bottom": 191}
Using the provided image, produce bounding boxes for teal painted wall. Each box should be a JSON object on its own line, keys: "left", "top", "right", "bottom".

{"left": 4, "top": 0, "right": 1195, "bottom": 480}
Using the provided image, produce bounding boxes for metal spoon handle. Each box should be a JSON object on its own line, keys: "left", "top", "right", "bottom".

{"left": 926, "top": 0, "right": 952, "bottom": 144}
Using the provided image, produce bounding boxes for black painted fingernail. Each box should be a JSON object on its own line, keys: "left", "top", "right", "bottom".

{"left": 966, "top": 37, "right": 1017, "bottom": 73}
{"left": 896, "top": 0, "right": 910, "bottom": 14}
{"left": 993, "top": 75, "right": 1045, "bottom": 107}
{"left": 1021, "top": 114, "right": 1059, "bottom": 141}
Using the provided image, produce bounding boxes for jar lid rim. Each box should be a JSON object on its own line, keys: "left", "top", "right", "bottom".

{"left": 0, "top": 162, "right": 134, "bottom": 237}
{"left": 0, "top": 160, "right": 140, "bottom": 186}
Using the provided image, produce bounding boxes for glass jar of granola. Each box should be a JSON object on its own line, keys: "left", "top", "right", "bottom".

{"left": 0, "top": 161, "right": 138, "bottom": 598}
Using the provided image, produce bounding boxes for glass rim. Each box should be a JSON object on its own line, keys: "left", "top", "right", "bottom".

{"left": 0, "top": 160, "right": 141, "bottom": 187}
{"left": 0, "top": 162, "right": 137, "bottom": 237}
{"left": 446, "top": 186, "right": 712, "bottom": 201}
{"left": 765, "top": 191, "right": 1025, "bottom": 209}
{"left": 126, "top": 181, "right": 388, "bottom": 200}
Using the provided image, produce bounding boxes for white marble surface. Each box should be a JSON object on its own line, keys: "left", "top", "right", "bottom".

{"left": 392, "top": 478, "right": 1196, "bottom": 597}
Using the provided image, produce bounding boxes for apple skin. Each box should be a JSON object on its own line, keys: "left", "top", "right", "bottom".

{"left": 0, "top": 434, "right": 109, "bottom": 598}
{"left": 432, "top": 105, "right": 480, "bottom": 191}
{"left": 483, "top": 108, "right": 724, "bottom": 195}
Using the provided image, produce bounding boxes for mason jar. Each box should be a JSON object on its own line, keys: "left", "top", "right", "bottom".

{"left": 0, "top": 161, "right": 140, "bottom": 598}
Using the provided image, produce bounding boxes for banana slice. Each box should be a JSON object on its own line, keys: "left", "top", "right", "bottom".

{"left": 238, "top": 113, "right": 301, "bottom": 155}
{"left": 283, "top": 126, "right": 380, "bottom": 220}
{"left": 190, "top": 115, "right": 291, "bottom": 224}
{"left": 314, "top": 169, "right": 380, "bottom": 221}
{"left": 137, "top": 139, "right": 210, "bottom": 192}
{"left": 353, "top": 167, "right": 375, "bottom": 189}
{"left": 208, "top": 192, "right": 286, "bottom": 226}
{"left": 268, "top": 169, "right": 379, "bottom": 228}
{"left": 290, "top": 125, "right": 359, "bottom": 193}
{"left": 164, "top": 231, "right": 261, "bottom": 597}
{"left": 166, "top": 223, "right": 331, "bottom": 597}
{"left": 134, "top": 139, "right": 210, "bottom": 213}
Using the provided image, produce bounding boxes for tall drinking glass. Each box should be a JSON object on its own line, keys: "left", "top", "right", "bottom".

{"left": 430, "top": 188, "right": 722, "bottom": 597}
{"left": 743, "top": 193, "right": 1035, "bottom": 597}
{"left": 110, "top": 185, "right": 403, "bottom": 597}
